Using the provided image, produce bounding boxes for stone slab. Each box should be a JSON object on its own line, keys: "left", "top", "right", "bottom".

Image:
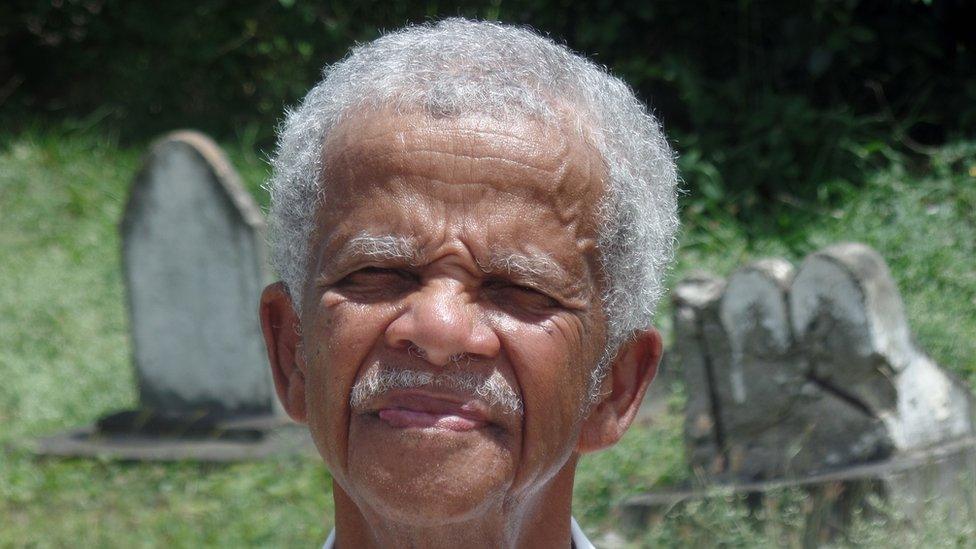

{"left": 673, "top": 273, "right": 725, "bottom": 475}
{"left": 34, "top": 415, "right": 314, "bottom": 462}
{"left": 790, "top": 243, "right": 902, "bottom": 413}
{"left": 121, "top": 130, "right": 273, "bottom": 416}
{"left": 713, "top": 258, "right": 893, "bottom": 479}
{"left": 790, "top": 243, "right": 974, "bottom": 448}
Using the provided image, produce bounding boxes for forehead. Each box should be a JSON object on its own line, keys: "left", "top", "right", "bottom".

{"left": 311, "top": 109, "right": 608, "bottom": 275}
{"left": 322, "top": 108, "right": 605, "bottom": 203}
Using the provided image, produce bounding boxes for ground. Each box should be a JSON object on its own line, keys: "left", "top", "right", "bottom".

{"left": 1, "top": 127, "right": 974, "bottom": 546}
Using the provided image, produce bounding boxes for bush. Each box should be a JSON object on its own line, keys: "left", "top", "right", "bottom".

{"left": 3, "top": 0, "right": 974, "bottom": 215}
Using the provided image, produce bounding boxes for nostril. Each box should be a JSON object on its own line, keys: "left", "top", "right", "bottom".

{"left": 407, "top": 343, "right": 426, "bottom": 360}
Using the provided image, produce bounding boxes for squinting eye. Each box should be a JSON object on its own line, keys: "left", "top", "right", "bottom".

{"left": 340, "top": 267, "right": 415, "bottom": 285}
{"left": 333, "top": 267, "right": 417, "bottom": 300}
{"left": 483, "top": 280, "right": 560, "bottom": 313}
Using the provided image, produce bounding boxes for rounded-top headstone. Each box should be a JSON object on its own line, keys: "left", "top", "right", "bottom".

{"left": 719, "top": 258, "right": 796, "bottom": 404}
{"left": 789, "top": 242, "right": 908, "bottom": 413}
{"left": 121, "top": 131, "right": 273, "bottom": 417}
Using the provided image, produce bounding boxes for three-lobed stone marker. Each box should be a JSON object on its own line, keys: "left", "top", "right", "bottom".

{"left": 120, "top": 130, "right": 275, "bottom": 418}
{"left": 679, "top": 242, "right": 974, "bottom": 481}
{"left": 622, "top": 244, "right": 976, "bottom": 539}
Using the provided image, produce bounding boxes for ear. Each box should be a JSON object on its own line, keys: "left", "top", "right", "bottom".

{"left": 576, "top": 328, "right": 662, "bottom": 453}
{"left": 259, "top": 282, "right": 307, "bottom": 423}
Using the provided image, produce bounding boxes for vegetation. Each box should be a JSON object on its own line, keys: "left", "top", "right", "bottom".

{"left": 3, "top": 0, "right": 975, "bottom": 215}
{"left": 1, "top": 125, "right": 973, "bottom": 546}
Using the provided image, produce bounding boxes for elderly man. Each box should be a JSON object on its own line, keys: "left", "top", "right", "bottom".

{"left": 259, "top": 18, "right": 678, "bottom": 548}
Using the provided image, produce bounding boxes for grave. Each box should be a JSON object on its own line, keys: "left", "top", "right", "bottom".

{"left": 622, "top": 243, "right": 976, "bottom": 540}
{"left": 36, "top": 131, "right": 311, "bottom": 461}
{"left": 122, "top": 130, "right": 272, "bottom": 417}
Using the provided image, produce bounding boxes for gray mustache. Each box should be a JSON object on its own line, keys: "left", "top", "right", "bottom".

{"left": 349, "top": 368, "right": 523, "bottom": 417}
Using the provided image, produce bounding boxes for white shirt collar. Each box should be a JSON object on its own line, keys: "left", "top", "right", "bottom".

{"left": 570, "top": 516, "right": 596, "bottom": 549}
{"left": 322, "top": 516, "right": 595, "bottom": 548}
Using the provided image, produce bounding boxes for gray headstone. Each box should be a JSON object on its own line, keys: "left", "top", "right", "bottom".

{"left": 714, "top": 258, "right": 891, "bottom": 479}
{"left": 675, "top": 243, "right": 974, "bottom": 482}
{"left": 121, "top": 131, "right": 274, "bottom": 417}
{"left": 717, "top": 258, "right": 797, "bottom": 417}
{"left": 790, "top": 243, "right": 974, "bottom": 448}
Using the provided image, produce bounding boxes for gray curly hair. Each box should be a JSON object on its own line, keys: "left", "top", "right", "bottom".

{"left": 265, "top": 18, "right": 679, "bottom": 401}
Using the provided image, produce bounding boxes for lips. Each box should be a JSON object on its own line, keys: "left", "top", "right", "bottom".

{"left": 367, "top": 390, "right": 491, "bottom": 432}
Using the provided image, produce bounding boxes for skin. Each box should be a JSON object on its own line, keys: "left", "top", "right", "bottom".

{"left": 259, "top": 108, "right": 662, "bottom": 548}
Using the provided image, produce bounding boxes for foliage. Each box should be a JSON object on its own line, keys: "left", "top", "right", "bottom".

{"left": 2, "top": 0, "right": 975, "bottom": 216}
{"left": 1, "top": 127, "right": 973, "bottom": 545}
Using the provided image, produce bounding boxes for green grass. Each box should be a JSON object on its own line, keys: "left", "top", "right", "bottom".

{"left": 1, "top": 126, "right": 974, "bottom": 546}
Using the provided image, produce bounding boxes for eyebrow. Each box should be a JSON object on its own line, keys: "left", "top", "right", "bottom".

{"left": 323, "top": 232, "right": 422, "bottom": 275}
{"left": 343, "top": 232, "right": 421, "bottom": 263}
{"left": 478, "top": 252, "right": 565, "bottom": 284}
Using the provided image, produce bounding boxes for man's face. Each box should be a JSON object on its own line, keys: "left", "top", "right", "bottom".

{"left": 297, "top": 109, "right": 609, "bottom": 524}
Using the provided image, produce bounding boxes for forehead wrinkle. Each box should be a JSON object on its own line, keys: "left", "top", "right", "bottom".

{"left": 331, "top": 145, "right": 569, "bottom": 187}
{"left": 323, "top": 112, "right": 603, "bottom": 219}
{"left": 352, "top": 125, "right": 556, "bottom": 154}
{"left": 327, "top": 147, "right": 591, "bottom": 215}
{"left": 329, "top": 114, "right": 571, "bottom": 156}
{"left": 327, "top": 120, "right": 578, "bottom": 177}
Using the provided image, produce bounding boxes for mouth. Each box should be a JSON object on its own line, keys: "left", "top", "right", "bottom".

{"left": 365, "top": 390, "right": 492, "bottom": 432}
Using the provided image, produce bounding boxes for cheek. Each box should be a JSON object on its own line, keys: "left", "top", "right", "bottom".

{"left": 495, "top": 311, "right": 597, "bottom": 416}
{"left": 534, "top": 312, "right": 598, "bottom": 393}
{"left": 303, "top": 296, "right": 400, "bottom": 472}
{"left": 494, "top": 315, "right": 594, "bottom": 489}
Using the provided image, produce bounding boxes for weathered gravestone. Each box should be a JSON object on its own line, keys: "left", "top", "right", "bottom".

{"left": 621, "top": 243, "right": 976, "bottom": 542}
{"left": 680, "top": 242, "right": 974, "bottom": 481}
{"left": 121, "top": 130, "right": 273, "bottom": 417}
{"left": 37, "top": 131, "right": 310, "bottom": 461}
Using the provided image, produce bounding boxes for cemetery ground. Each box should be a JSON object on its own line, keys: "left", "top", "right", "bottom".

{"left": 1, "top": 125, "right": 974, "bottom": 547}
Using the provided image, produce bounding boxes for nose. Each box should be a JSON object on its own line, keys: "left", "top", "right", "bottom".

{"left": 385, "top": 278, "right": 500, "bottom": 366}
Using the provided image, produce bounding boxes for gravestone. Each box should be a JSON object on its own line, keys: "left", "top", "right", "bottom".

{"left": 121, "top": 130, "right": 273, "bottom": 417}
{"left": 680, "top": 242, "right": 974, "bottom": 481}
{"left": 790, "top": 244, "right": 974, "bottom": 449}
{"left": 673, "top": 272, "right": 725, "bottom": 475}
{"left": 620, "top": 243, "right": 976, "bottom": 541}
{"left": 36, "top": 131, "right": 311, "bottom": 461}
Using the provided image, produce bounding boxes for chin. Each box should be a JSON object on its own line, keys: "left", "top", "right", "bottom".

{"left": 344, "top": 414, "right": 517, "bottom": 525}
{"left": 368, "top": 486, "right": 503, "bottom": 527}
{"left": 348, "top": 456, "right": 510, "bottom": 526}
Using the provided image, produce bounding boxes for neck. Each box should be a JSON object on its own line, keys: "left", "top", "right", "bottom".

{"left": 330, "top": 458, "right": 579, "bottom": 548}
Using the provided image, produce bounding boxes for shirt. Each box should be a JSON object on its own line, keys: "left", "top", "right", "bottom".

{"left": 322, "top": 516, "right": 596, "bottom": 548}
